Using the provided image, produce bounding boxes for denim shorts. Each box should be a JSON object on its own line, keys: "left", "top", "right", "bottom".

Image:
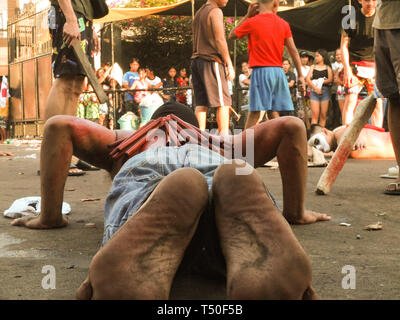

{"left": 310, "top": 86, "right": 331, "bottom": 102}
{"left": 103, "top": 144, "right": 226, "bottom": 245}
{"left": 249, "top": 67, "right": 294, "bottom": 112}
{"left": 102, "top": 143, "right": 280, "bottom": 277}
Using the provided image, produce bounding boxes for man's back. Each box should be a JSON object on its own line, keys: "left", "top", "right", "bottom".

{"left": 191, "top": 3, "right": 223, "bottom": 63}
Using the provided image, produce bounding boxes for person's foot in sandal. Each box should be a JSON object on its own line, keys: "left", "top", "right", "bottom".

{"left": 384, "top": 181, "right": 400, "bottom": 195}
{"left": 76, "top": 159, "right": 100, "bottom": 171}
{"left": 37, "top": 165, "right": 86, "bottom": 176}
{"left": 68, "top": 168, "right": 86, "bottom": 176}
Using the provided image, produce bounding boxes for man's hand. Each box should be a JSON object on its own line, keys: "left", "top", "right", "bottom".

{"left": 227, "top": 65, "right": 235, "bottom": 82}
{"left": 344, "top": 70, "right": 358, "bottom": 88}
{"left": 297, "top": 76, "right": 306, "bottom": 95}
{"left": 11, "top": 214, "right": 68, "bottom": 229}
{"left": 63, "top": 19, "right": 81, "bottom": 47}
{"left": 92, "top": 29, "right": 100, "bottom": 54}
{"left": 247, "top": 2, "right": 259, "bottom": 18}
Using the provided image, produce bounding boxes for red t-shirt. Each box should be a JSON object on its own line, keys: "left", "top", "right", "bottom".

{"left": 235, "top": 13, "right": 292, "bottom": 68}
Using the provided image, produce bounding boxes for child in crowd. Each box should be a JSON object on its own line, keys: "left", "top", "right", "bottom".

{"left": 229, "top": 0, "right": 305, "bottom": 127}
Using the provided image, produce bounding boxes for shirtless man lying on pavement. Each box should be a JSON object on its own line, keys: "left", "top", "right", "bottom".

{"left": 11, "top": 101, "right": 330, "bottom": 299}
{"left": 308, "top": 124, "right": 395, "bottom": 160}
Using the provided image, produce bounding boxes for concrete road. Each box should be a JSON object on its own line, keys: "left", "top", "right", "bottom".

{"left": 0, "top": 142, "right": 399, "bottom": 300}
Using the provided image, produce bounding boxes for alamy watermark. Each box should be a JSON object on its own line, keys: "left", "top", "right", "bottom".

{"left": 41, "top": 265, "right": 56, "bottom": 290}
{"left": 341, "top": 5, "right": 356, "bottom": 30}
{"left": 341, "top": 265, "right": 356, "bottom": 290}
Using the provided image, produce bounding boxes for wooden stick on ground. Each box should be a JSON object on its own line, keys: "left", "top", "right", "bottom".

{"left": 302, "top": 96, "right": 311, "bottom": 131}
{"left": 315, "top": 94, "right": 377, "bottom": 195}
{"left": 71, "top": 39, "right": 108, "bottom": 104}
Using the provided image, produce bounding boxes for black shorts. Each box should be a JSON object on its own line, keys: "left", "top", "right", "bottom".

{"left": 191, "top": 58, "right": 232, "bottom": 108}
{"left": 48, "top": 5, "right": 94, "bottom": 78}
{"left": 374, "top": 29, "right": 400, "bottom": 99}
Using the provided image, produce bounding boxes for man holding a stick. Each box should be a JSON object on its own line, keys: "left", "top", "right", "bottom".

{"left": 373, "top": 0, "right": 400, "bottom": 195}
{"left": 46, "top": 0, "right": 99, "bottom": 120}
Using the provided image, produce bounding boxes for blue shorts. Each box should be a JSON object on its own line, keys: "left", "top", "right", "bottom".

{"left": 310, "top": 86, "right": 331, "bottom": 102}
{"left": 249, "top": 67, "right": 294, "bottom": 112}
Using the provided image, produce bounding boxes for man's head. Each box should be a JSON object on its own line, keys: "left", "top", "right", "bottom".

{"left": 258, "top": 0, "right": 279, "bottom": 12}
{"left": 151, "top": 101, "right": 199, "bottom": 127}
{"left": 360, "top": 0, "right": 377, "bottom": 15}
{"left": 137, "top": 102, "right": 199, "bottom": 153}
{"left": 130, "top": 58, "right": 140, "bottom": 73}
{"left": 308, "top": 124, "right": 335, "bottom": 152}
{"left": 214, "top": 0, "right": 229, "bottom": 8}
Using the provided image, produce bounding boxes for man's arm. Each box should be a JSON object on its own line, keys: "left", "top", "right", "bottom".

{"left": 209, "top": 9, "right": 235, "bottom": 80}
{"left": 285, "top": 37, "right": 305, "bottom": 94}
{"left": 230, "top": 118, "right": 331, "bottom": 224}
{"left": 11, "top": 116, "right": 119, "bottom": 229}
{"left": 340, "top": 31, "right": 353, "bottom": 87}
{"left": 228, "top": 2, "right": 259, "bottom": 40}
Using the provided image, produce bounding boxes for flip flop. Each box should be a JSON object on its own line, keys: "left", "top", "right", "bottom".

{"left": 76, "top": 160, "right": 100, "bottom": 171}
{"left": 380, "top": 165, "right": 399, "bottom": 179}
{"left": 37, "top": 166, "right": 86, "bottom": 177}
{"left": 68, "top": 168, "right": 86, "bottom": 176}
{"left": 384, "top": 182, "right": 400, "bottom": 195}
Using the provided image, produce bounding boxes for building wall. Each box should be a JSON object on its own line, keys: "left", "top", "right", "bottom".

{"left": 0, "top": 1, "right": 10, "bottom": 75}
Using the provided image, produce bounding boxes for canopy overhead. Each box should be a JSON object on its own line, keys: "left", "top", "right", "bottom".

{"left": 95, "top": 0, "right": 252, "bottom": 23}
{"left": 96, "top": 0, "right": 360, "bottom": 51}
{"left": 278, "top": 0, "right": 361, "bottom": 51}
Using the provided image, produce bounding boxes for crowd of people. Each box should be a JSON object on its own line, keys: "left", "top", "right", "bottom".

{"left": 76, "top": 59, "right": 192, "bottom": 130}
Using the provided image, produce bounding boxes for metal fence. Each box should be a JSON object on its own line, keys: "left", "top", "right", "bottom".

{"left": 5, "top": 4, "right": 251, "bottom": 137}
{"left": 79, "top": 86, "right": 250, "bottom": 130}
{"left": 7, "top": 6, "right": 52, "bottom": 137}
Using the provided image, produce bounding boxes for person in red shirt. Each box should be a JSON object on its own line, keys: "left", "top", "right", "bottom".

{"left": 229, "top": 0, "right": 305, "bottom": 128}
{"left": 176, "top": 68, "right": 189, "bottom": 105}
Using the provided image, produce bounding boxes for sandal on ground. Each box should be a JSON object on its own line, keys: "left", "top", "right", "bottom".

{"left": 76, "top": 159, "right": 100, "bottom": 171}
{"left": 380, "top": 165, "right": 399, "bottom": 179}
{"left": 384, "top": 182, "right": 400, "bottom": 195}
{"left": 37, "top": 165, "right": 86, "bottom": 177}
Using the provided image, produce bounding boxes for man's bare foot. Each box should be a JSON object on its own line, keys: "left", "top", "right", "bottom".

{"left": 0, "top": 151, "right": 14, "bottom": 156}
{"left": 76, "top": 167, "right": 209, "bottom": 300}
{"left": 289, "top": 210, "right": 331, "bottom": 225}
{"left": 11, "top": 215, "right": 68, "bottom": 229}
{"left": 212, "top": 161, "right": 316, "bottom": 299}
